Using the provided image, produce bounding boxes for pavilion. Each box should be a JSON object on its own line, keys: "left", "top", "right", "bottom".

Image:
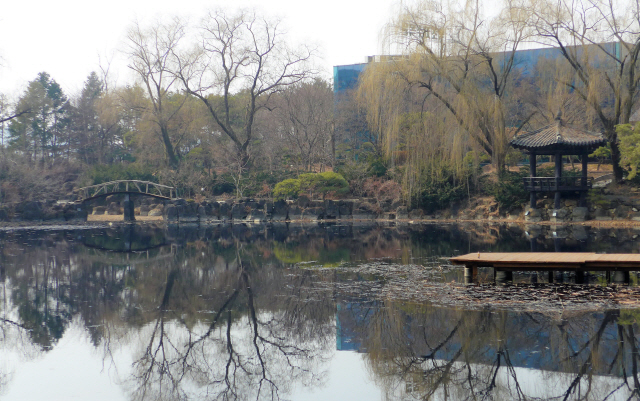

{"left": 510, "top": 114, "right": 606, "bottom": 209}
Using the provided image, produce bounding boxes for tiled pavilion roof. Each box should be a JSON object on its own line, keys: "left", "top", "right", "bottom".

{"left": 510, "top": 116, "right": 606, "bottom": 153}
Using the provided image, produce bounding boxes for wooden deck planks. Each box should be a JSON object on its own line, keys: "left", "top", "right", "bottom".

{"left": 450, "top": 252, "right": 640, "bottom": 271}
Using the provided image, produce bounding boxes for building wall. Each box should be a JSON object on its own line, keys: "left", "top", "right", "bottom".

{"left": 333, "top": 42, "right": 622, "bottom": 93}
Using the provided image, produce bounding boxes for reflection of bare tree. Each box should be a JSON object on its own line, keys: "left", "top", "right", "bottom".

{"left": 127, "top": 244, "right": 333, "bottom": 400}
{"left": 357, "top": 302, "right": 640, "bottom": 400}
{"left": 0, "top": 272, "right": 47, "bottom": 396}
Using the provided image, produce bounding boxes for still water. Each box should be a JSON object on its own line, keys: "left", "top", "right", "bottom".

{"left": 0, "top": 222, "right": 639, "bottom": 400}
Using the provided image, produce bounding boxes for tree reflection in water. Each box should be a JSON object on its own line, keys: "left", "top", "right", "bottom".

{"left": 0, "top": 227, "right": 336, "bottom": 400}
{"left": 4, "top": 224, "right": 640, "bottom": 400}
{"left": 347, "top": 301, "right": 640, "bottom": 400}
{"left": 124, "top": 242, "right": 334, "bottom": 400}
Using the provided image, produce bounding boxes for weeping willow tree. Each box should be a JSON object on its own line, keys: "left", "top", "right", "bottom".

{"left": 358, "top": 60, "right": 478, "bottom": 209}
{"left": 359, "top": 0, "right": 534, "bottom": 174}
{"left": 356, "top": 0, "right": 538, "bottom": 209}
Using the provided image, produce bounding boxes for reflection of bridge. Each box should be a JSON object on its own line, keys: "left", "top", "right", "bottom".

{"left": 76, "top": 180, "right": 176, "bottom": 221}
{"left": 81, "top": 240, "right": 169, "bottom": 253}
{"left": 78, "top": 247, "right": 176, "bottom": 266}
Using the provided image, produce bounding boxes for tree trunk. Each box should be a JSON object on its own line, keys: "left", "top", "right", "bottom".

{"left": 160, "top": 125, "right": 178, "bottom": 168}
{"left": 493, "top": 151, "right": 504, "bottom": 175}
{"left": 610, "top": 140, "right": 624, "bottom": 182}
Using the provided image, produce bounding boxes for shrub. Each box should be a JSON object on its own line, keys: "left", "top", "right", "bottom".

{"left": 490, "top": 168, "right": 529, "bottom": 210}
{"left": 335, "top": 160, "right": 369, "bottom": 196}
{"left": 273, "top": 179, "right": 301, "bottom": 200}
{"left": 588, "top": 189, "right": 610, "bottom": 208}
{"left": 299, "top": 172, "right": 349, "bottom": 199}
{"left": 407, "top": 163, "right": 471, "bottom": 213}
{"left": 617, "top": 123, "right": 640, "bottom": 179}
{"left": 589, "top": 145, "right": 611, "bottom": 170}
{"left": 363, "top": 178, "right": 402, "bottom": 206}
{"left": 274, "top": 172, "right": 350, "bottom": 200}
{"left": 367, "top": 156, "right": 387, "bottom": 177}
{"left": 298, "top": 173, "right": 321, "bottom": 197}
{"left": 418, "top": 180, "right": 467, "bottom": 212}
{"left": 317, "top": 172, "right": 349, "bottom": 197}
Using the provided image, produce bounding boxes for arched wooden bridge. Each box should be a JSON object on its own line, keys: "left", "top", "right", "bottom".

{"left": 76, "top": 180, "right": 176, "bottom": 221}
{"left": 76, "top": 180, "right": 176, "bottom": 202}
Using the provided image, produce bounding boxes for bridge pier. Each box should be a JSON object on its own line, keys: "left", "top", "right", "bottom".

{"left": 612, "top": 271, "right": 630, "bottom": 285}
{"left": 123, "top": 194, "right": 135, "bottom": 222}
{"left": 464, "top": 265, "right": 477, "bottom": 284}
{"left": 495, "top": 269, "right": 513, "bottom": 284}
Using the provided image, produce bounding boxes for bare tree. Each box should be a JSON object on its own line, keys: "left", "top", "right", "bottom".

{"left": 125, "top": 18, "right": 188, "bottom": 168}
{"left": 174, "top": 8, "right": 315, "bottom": 166}
{"left": 523, "top": 0, "right": 640, "bottom": 181}
{"left": 268, "top": 79, "right": 334, "bottom": 172}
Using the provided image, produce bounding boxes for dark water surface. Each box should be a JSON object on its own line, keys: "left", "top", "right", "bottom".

{"left": 1, "top": 222, "right": 640, "bottom": 400}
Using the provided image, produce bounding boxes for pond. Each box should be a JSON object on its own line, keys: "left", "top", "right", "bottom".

{"left": 0, "top": 222, "right": 640, "bottom": 400}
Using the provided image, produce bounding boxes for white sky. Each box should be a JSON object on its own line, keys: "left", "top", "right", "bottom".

{"left": 0, "top": 0, "right": 400, "bottom": 99}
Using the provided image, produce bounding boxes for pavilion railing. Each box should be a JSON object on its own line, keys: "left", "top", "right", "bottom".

{"left": 523, "top": 176, "right": 592, "bottom": 192}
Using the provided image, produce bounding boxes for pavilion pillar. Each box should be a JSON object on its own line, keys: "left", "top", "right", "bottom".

{"left": 554, "top": 152, "right": 562, "bottom": 209}
{"left": 580, "top": 152, "right": 588, "bottom": 207}
{"left": 529, "top": 152, "right": 537, "bottom": 208}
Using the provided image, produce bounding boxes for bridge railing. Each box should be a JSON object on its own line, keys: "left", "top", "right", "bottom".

{"left": 77, "top": 180, "right": 176, "bottom": 200}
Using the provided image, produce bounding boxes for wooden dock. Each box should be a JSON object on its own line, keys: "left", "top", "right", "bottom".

{"left": 450, "top": 253, "right": 640, "bottom": 284}
{"left": 450, "top": 252, "right": 640, "bottom": 271}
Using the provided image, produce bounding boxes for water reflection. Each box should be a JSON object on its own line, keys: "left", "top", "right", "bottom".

{"left": 0, "top": 222, "right": 640, "bottom": 399}
{"left": 339, "top": 300, "right": 640, "bottom": 400}
{"left": 124, "top": 251, "right": 333, "bottom": 400}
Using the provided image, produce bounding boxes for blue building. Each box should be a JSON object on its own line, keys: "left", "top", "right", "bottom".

{"left": 333, "top": 63, "right": 368, "bottom": 94}
{"left": 333, "top": 43, "right": 623, "bottom": 94}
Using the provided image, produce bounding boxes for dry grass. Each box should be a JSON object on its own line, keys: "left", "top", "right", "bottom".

{"left": 87, "top": 214, "right": 163, "bottom": 222}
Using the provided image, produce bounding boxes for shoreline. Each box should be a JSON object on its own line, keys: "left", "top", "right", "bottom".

{"left": 2, "top": 215, "right": 640, "bottom": 230}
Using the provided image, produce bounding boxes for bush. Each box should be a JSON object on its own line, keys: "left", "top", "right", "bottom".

{"left": 274, "top": 172, "right": 350, "bottom": 200}
{"left": 299, "top": 172, "right": 349, "bottom": 199}
{"left": 273, "top": 179, "right": 301, "bottom": 200}
{"left": 617, "top": 123, "right": 640, "bottom": 179}
{"left": 363, "top": 177, "right": 402, "bottom": 206}
{"left": 216, "top": 170, "right": 297, "bottom": 198}
{"left": 335, "top": 160, "right": 369, "bottom": 197}
{"left": 408, "top": 163, "right": 471, "bottom": 213}
{"left": 418, "top": 180, "right": 467, "bottom": 212}
{"left": 298, "top": 173, "right": 321, "bottom": 196}
{"left": 587, "top": 189, "right": 610, "bottom": 208}
{"left": 367, "top": 156, "right": 387, "bottom": 177}
{"left": 490, "top": 168, "right": 529, "bottom": 210}
{"left": 589, "top": 145, "right": 611, "bottom": 170}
